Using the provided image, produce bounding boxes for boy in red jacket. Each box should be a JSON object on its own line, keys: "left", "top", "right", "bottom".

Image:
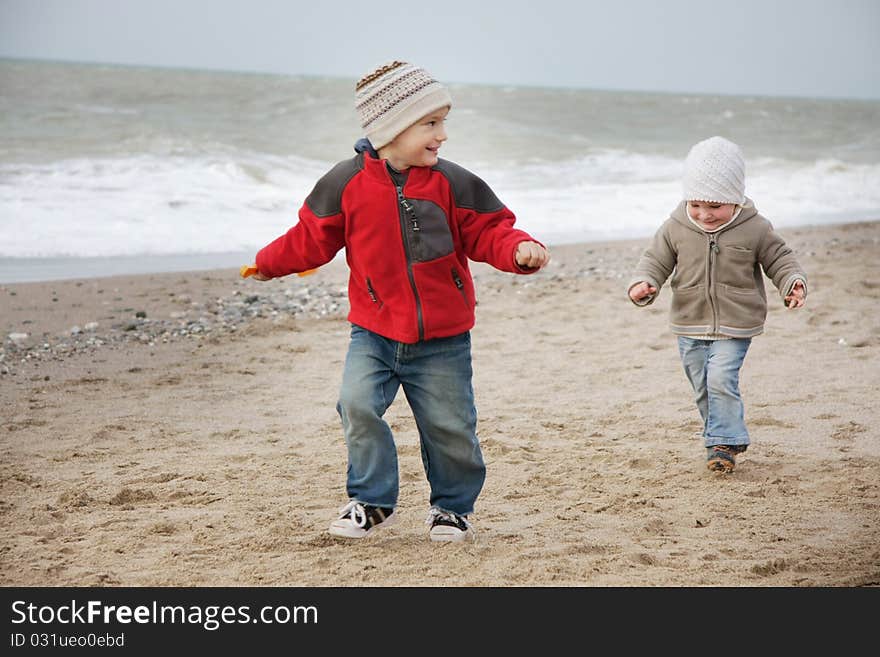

{"left": 251, "top": 61, "right": 549, "bottom": 541}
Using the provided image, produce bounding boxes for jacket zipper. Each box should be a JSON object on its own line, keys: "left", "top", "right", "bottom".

{"left": 366, "top": 277, "right": 383, "bottom": 309}
{"left": 708, "top": 236, "right": 720, "bottom": 332}
{"left": 397, "top": 186, "right": 420, "bottom": 232}
{"left": 451, "top": 267, "right": 469, "bottom": 308}
{"left": 396, "top": 184, "right": 425, "bottom": 341}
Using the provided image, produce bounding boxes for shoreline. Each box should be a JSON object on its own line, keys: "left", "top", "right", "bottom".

{"left": 0, "top": 250, "right": 259, "bottom": 285}
{"left": 2, "top": 217, "right": 875, "bottom": 286}
{"left": 2, "top": 219, "right": 878, "bottom": 586}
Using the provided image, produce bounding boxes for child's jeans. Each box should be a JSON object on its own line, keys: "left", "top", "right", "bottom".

{"left": 677, "top": 336, "right": 751, "bottom": 448}
{"left": 336, "top": 324, "right": 485, "bottom": 516}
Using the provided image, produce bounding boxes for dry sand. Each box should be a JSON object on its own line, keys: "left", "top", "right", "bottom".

{"left": 1, "top": 221, "right": 878, "bottom": 586}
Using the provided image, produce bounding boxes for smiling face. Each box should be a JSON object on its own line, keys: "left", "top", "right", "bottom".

{"left": 377, "top": 106, "right": 449, "bottom": 170}
{"left": 687, "top": 200, "right": 737, "bottom": 230}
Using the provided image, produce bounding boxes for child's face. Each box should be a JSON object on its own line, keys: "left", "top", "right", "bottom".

{"left": 379, "top": 107, "right": 449, "bottom": 170}
{"left": 687, "top": 201, "right": 736, "bottom": 230}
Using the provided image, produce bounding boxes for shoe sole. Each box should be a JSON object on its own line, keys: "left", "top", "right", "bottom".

{"left": 328, "top": 512, "right": 397, "bottom": 539}
{"left": 430, "top": 527, "right": 472, "bottom": 542}
{"left": 706, "top": 458, "right": 735, "bottom": 473}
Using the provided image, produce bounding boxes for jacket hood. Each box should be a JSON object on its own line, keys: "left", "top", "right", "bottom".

{"left": 354, "top": 137, "right": 379, "bottom": 159}
{"left": 671, "top": 197, "right": 758, "bottom": 234}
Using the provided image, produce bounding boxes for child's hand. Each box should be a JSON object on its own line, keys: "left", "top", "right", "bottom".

{"left": 251, "top": 271, "right": 271, "bottom": 281}
{"left": 629, "top": 281, "right": 657, "bottom": 302}
{"left": 515, "top": 241, "right": 550, "bottom": 270}
{"left": 785, "top": 280, "right": 806, "bottom": 309}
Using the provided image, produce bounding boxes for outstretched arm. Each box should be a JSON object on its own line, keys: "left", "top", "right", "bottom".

{"left": 253, "top": 211, "right": 344, "bottom": 280}
{"left": 434, "top": 160, "right": 546, "bottom": 274}
{"left": 252, "top": 159, "right": 358, "bottom": 279}
{"left": 626, "top": 221, "right": 676, "bottom": 305}
{"left": 758, "top": 226, "right": 808, "bottom": 306}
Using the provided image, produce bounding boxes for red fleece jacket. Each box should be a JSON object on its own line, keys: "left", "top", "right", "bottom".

{"left": 256, "top": 152, "right": 541, "bottom": 343}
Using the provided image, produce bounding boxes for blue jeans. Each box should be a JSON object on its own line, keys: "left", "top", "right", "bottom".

{"left": 677, "top": 337, "right": 751, "bottom": 448}
{"left": 336, "top": 324, "right": 485, "bottom": 515}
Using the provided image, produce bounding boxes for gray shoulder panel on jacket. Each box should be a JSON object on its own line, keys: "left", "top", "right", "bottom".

{"left": 305, "top": 153, "right": 364, "bottom": 217}
{"left": 432, "top": 159, "right": 504, "bottom": 212}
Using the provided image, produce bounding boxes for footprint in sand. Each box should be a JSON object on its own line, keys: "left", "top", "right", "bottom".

{"left": 57, "top": 488, "right": 94, "bottom": 509}
{"left": 831, "top": 421, "right": 866, "bottom": 441}
{"left": 750, "top": 558, "right": 790, "bottom": 576}
{"left": 148, "top": 522, "right": 176, "bottom": 536}
{"left": 632, "top": 552, "right": 659, "bottom": 566}
{"left": 109, "top": 487, "right": 156, "bottom": 506}
{"left": 749, "top": 416, "right": 795, "bottom": 429}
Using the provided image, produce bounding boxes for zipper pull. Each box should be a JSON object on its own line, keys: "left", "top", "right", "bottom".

{"left": 397, "top": 186, "right": 419, "bottom": 232}
{"left": 366, "top": 278, "right": 378, "bottom": 303}
{"left": 452, "top": 269, "right": 464, "bottom": 289}
{"left": 710, "top": 239, "right": 719, "bottom": 254}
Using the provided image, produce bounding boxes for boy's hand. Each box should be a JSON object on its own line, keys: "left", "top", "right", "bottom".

{"left": 515, "top": 241, "right": 550, "bottom": 270}
{"left": 629, "top": 281, "right": 657, "bottom": 302}
{"left": 785, "top": 280, "right": 806, "bottom": 309}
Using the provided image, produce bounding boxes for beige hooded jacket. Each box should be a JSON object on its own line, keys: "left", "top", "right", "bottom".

{"left": 627, "top": 199, "right": 807, "bottom": 338}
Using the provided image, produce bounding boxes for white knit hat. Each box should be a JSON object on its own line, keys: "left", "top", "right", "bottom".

{"left": 355, "top": 61, "right": 452, "bottom": 150}
{"left": 681, "top": 136, "right": 746, "bottom": 205}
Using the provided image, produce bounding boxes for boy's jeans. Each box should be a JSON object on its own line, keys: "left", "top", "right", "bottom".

{"left": 336, "top": 324, "right": 485, "bottom": 516}
{"left": 677, "top": 336, "right": 751, "bottom": 448}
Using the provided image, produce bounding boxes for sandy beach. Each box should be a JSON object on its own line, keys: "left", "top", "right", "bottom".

{"left": 1, "top": 220, "right": 878, "bottom": 587}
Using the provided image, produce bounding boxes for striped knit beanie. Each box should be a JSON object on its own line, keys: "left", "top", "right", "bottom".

{"left": 682, "top": 136, "right": 746, "bottom": 205}
{"left": 355, "top": 61, "right": 452, "bottom": 150}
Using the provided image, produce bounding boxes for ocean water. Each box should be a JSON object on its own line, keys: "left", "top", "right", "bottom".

{"left": 2, "top": 59, "right": 879, "bottom": 282}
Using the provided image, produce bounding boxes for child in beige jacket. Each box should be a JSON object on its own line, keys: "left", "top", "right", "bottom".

{"left": 628, "top": 136, "right": 806, "bottom": 473}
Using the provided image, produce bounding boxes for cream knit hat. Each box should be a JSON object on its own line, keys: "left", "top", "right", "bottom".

{"left": 355, "top": 61, "right": 452, "bottom": 150}
{"left": 681, "top": 136, "right": 746, "bottom": 205}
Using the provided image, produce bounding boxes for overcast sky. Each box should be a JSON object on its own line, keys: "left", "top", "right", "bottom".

{"left": 1, "top": 0, "right": 878, "bottom": 99}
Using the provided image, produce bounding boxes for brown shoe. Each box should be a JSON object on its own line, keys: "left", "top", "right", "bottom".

{"left": 706, "top": 444, "right": 747, "bottom": 473}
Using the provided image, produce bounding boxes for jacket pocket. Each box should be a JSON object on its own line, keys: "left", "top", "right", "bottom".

{"left": 411, "top": 253, "right": 475, "bottom": 336}
{"left": 719, "top": 245, "right": 758, "bottom": 288}
{"left": 717, "top": 284, "right": 766, "bottom": 327}
{"left": 365, "top": 277, "right": 383, "bottom": 310}
{"left": 671, "top": 284, "right": 706, "bottom": 323}
{"left": 722, "top": 245, "right": 755, "bottom": 264}
{"left": 451, "top": 267, "right": 470, "bottom": 309}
